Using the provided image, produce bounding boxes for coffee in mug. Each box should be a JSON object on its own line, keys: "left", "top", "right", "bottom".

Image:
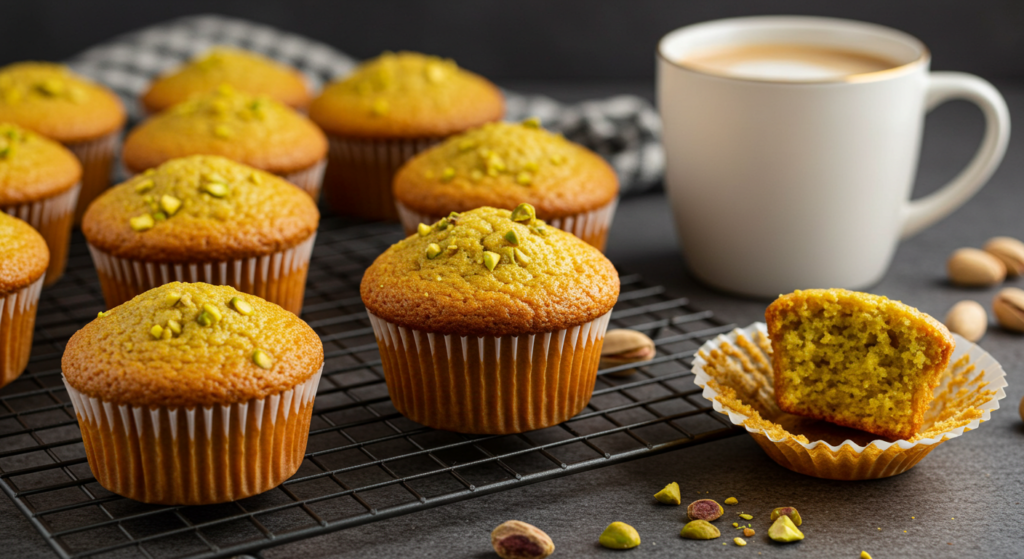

{"left": 678, "top": 44, "right": 898, "bottom": 81}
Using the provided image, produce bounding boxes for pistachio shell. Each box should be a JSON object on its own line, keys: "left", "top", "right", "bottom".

{"left": 947, "top": 248, "right": 1006, "bottom": 287}
{"left": 993, "top": 287, "right": 1024, "bottom": 333}
{"left": 600, "top": 329, "right": 656, "bottom": 377}
{"left": 770, "top": 506, "right": 802, "bottom": 526}
{"left": 943, "top": 300, "right": 987, "bottom": 342}
{"left": 984, "top": 236, "right": 1024, "bottom": 276}
{"left": 491, "top": 520, "right": 555, "bottom": 559}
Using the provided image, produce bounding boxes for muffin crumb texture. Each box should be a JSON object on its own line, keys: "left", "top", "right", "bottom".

{"left": 0, "top": 122, "right": 81, "bottom": 205}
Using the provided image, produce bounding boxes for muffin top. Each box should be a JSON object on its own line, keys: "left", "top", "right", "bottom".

{"left": 0, "top": 122, "right": 82, "bottom": 205}
{"left": 0, "top": 211, "right": 49, "bottom": 293}
{"left": 309, "top": 51, "right": 504, "bottom": 139}
{"left": 123, "top": 86, "right": 328, "bottom": 174}
{"left": 394, "top": 120, "right": 619, "bottom": 218}
{"left": 82, "top": 155, "right": 319, "bottom": 263}
{"left": 0, "top": 62, "right": 126, "bottom": 143}
{"left": 141, "top": 47, "right": 312, "bottom": 114}
{"left": 62, "top": 282, "right": 323, "bottom": 407}
{"left": 361, "top": 205, "right": 619, "bottom": 337}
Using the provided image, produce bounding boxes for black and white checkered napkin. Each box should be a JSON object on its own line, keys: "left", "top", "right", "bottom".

{"left": 68, "top": 14, "right": 663, "bottom": 195}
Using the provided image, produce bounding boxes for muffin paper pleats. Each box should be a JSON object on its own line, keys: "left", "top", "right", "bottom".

{"left": 368, "top": 310, "right": 612, "bottom": 434}
{"left": 3, "top": 183, "right": 79, "bottom": 286}
{"left": 66, "top": 131, "right": 119, "bottom": 224}
{"left": 0, "top": 276, "right": 44, "bottom": 389}
{"left": 64, "top": 368, "right": 322, "bottom": 505}
{"left": 281, "top": 158, "right": 326, "bottom": 202}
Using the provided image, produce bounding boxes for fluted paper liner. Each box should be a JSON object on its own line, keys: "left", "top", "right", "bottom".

{"left": 64, "top": 367, "right": 322, "bottom": 505}
{"left": 324, "top": 135, "right": 441, "bottom": 221}
{"left": 66, "top": 131, "right": 120, "bottom": 224}
{"left": 368, "top": 310, "right": 612, "bottom": 434}
{"left": 87, "top": 234, "right": 315, "bottom": 314}
{"left": 3, "top": 183, "right": 80, "bottom": 286}
{"left": 0, "top": 277, "right": 44, "bottom": 389}
{"left": 692, "top": 323, "right": 1007, "bottom": 480}
{"left": 396, "top": 198, "right": 619, "bottom": 252}
{"left": 280, "top": 158, "right": 326, "bottom": 202}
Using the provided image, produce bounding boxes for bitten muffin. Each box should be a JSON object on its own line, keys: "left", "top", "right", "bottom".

{"left": 394, "top": 120, "right": 620, "bottom": 251}
{"left": 141, "top": 47, "right": 311, "bottom": 114}
{"left": 82, "top": 155, "right": 319, "bottom": 314}
{"left": 0, "top": 123, "right": 81, "bottom": 285}
{"left": 765, "top": 289, "right": 955, "bottom": 440}
{"left": 0, "top": 212, "right": 48, "bottom": 388}
{"left": 123, "top": 86, "right": 328, "bottom": 199}
{"left": 361, "top": 204, "right": 619, "bottom": 434}
{"left": 310, "top": 51, "right": 504, "bottom": 220}
{"left": 62, "top": 282, "right": 324, "bottom": 505}
{"left": 0, "top": 62, "right": 126, "bottom": 222}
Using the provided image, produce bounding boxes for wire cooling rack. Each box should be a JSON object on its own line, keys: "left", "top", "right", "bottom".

{"left": 0, "top": 216, "right": 743, "bottom": 559}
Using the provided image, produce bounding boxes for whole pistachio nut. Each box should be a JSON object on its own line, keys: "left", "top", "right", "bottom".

{"left": 687, "top": 499, "right": 723, "bottom": 522}
{"left": 598, "top": 521, "right": 640, "bottom": 549}
{"left": 768, "top": 515, "right": 804, "bottom": 543}
{"left": 490, "top": 520, "right": 555, "bottom": 559}
{"left": 770, "top": 507, "right": 802, "bottom": 526}
{"left": 947, "top": 248, "right": 1006, "bottom": 287}
{"left": 513, "top": 248, "right": 531, "bottom": 266}
{"left": 653, "top": 482, "right": 681, "bottom": 505}
{"left": 680, "top": 519, "right": 720, "bottom": 540}
{"left": 984, "top": 236, "right": 1024, "bottom": 276}
{"left": 943, "top": 300, "right": 987, "bottom": 342}
{"left": 993, "top": 287, "right": 1024, "bottom": 333}
{"left": 600, "top": 329, "right": 656, "bottom": 377}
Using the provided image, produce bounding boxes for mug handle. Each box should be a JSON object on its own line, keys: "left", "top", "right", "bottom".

{"left": 900, "top": 72, "right": 1011, "bottom": 239}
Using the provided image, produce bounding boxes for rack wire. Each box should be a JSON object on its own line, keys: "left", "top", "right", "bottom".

{"left": 0, "top": 216, "right": 743, "bottom": 559}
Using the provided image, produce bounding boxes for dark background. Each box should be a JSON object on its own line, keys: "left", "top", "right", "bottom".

{"left": 2, "top": 0, "right": 1024, "bottom": 89}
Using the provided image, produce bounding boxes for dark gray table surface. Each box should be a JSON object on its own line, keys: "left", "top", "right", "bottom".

{"left": 4, "top": 83, "right": 1024, "bottom": 559}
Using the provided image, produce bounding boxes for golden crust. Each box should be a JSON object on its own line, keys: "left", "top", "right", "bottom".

{"left": 62, "top": 282, "right": 323, "bottom": 407}
{"left": 360, "top": 206, "right": 619, "bottom": 337}
{"left": 0, "top": 122, "right": 81, "bottom": 205}
{"left": 393, "top": 121, "right": 619, "bottom": 219}
{"left": 0, "top": 62, "right": 126, "bottom": 143}
{"left": 141, "top": 47, "right": 312, "bottom": 113}
{"left": 82, "top": 155, "right": 319, "bottom": 263}
{"left": 123, "top": 87, "right": 327, "bottom": 175}
{"left": 309, "top": 51, "right": 503, "bottom": 139}
{"left": 0, "top": 212, "right": 48, "bottom": 293}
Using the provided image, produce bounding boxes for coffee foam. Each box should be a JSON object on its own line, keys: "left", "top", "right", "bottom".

{"left": 679, "top": 44, "right": 899, "bottom": 81}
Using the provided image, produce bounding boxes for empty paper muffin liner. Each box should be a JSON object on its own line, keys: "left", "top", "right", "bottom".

{"left": 64, "top": 368, "right": 322, "bottom": 505}
{"left": 367, "top": 310, "right": 612, "bottom": 435}
{"left": 692, "top": 322, "right": 1007, "bottom": 480}
{"left": 396, "top": 198, "right": 619, "bottom": 252}
{"left": 323, "top": 135, "right": 441, "bottom": 221}
{"left": 280, "top": 158, "right": 327, "bottom": 202}
{"left": 3, "top": 183, "right": 80, "bottom": 286}
{"left": 87, "top": 234, "right": 315, "bottom": 314}
{"left": 0, "top": 277, "right": 44, "bottom": 389}
{"left": 66, "top": 131, "right": 120, "bottom": 224}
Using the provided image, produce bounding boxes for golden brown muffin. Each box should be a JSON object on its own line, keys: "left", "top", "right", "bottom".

{"left": 141, "top": 47, "right": 312, "bottom": 114}
{"left": 62, "top": 282, "right": 323, "bottom": 504}
{"left": 0, "top": 122, "right": 81, "bottom": 285}
{"left": 0, "top": 211, "right": 48, "bottom": 388}
{"left": 83, "top": 155, "right": 319, "bottom": 313}
{"left": 0, "top": 211, "right": 48, "bottom": 295}
{"left": 393, "top": 120, "right": 619, "bottom": 249}
{"left": 765, "top": 289, "right": 955, "bottom": 440}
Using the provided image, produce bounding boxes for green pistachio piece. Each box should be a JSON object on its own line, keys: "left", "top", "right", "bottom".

{"left": 768, "top": 515, "right": 804, "bottom": 543}
{"left": 598, "top": 521, "right": 640, "bottom": 550}
{"left": 457, "top": 139, "right": 476, "bottom": 152}
{"left": 203, "top": 182, "right": 229, "bottom": 198}
{"left": 446, "top": 244, "right": 458, "bottom": 253}
{"left": 165, "top": 292, "right": 182, "bottom": 307}
{"left": 725, "top": 497, "right": 738, "bottom": 505}
{"left": 426, "top": 243, "right": 442, "bottom": 259}
{"left": 436, "top": 217, "right": 449, "bottom": 231}
{"left": 134, "top": 179, "right": 154, "bottom": 193}
{"left": 129, "top": 214, "right": 155, "bottom": 231}
{"left": 213, "top": 124, "right": 233, "bottom": 138}
{"left": 550, "top": 154, "right": 567, "bottom": 166}
{"left": 153, "top": 211, "right": 167, "bottom": 221}
{"left": 205, "top": 172, "right": 227, "bottom": 184}
{"left": 252, "top": 349, "right": 273, "bottom": 369}
{"left": 201, "top": 303, "right": 222, "bottom": 325}
{"left": 680, "top": 520, "right": 720, "bottom": 540}
{"left": 770, "top": 507, "right": 802, "bottom": 526}
{"left": 230, "top": 297, "right": 253, "bottom": 315}
{"left": 250, "top": 172, "right": 263, "bottom": 185}
{"left": 522, "top": 116, "right": 541, "bottom": 129}
{"left": 441, "top": 167, "right": 455, "bottom": 182}
{"left": 166, "top": 319, "right": 182, "bottom": 335}
{"left": 739, "top": 514, "right": 753, "bottom": 521}
{"left": 149, "top": 325, "right": 164, "bottom": 339}
{"left": 483, "top": 251, "right": 501, "bottom": 271}
{"left": 196, "top": 312, "right": 213, "bottom": 327}
{"left": 37, "top": 78, "right": 65, "bottom": 96}
{"left": 160, "top": 195, "right": 182, "bottom": 216}
{"left": 504, "top": 230, "right": 520, "bottom": 246}
{"left": 371, "top": 98, "right": 389, "bottom": 115}
{"left": 513, "top": 248, "right": 531, "bottom": 266}
{"left": 653, "top": 482, "right": 681, "bottom": 505}
{"left": 0, "top": 144, "right": 12, "bottom": 159}
{"left": 516, "top": 171, "right": 533, "bottom": 186}
{"left": 510, "top": 203, "right": 536, "bottom": 222}
{"left": 734, "top": 537, "right": 747, "bottom": 547}
{"left": 417, "top": 223, "right": 432, "bottom": 236}
{"left": 532, "top": 225, "right": 547, "bottom": 236}
{"left": 96, "top": 311, "right": 108, "bottom": 318}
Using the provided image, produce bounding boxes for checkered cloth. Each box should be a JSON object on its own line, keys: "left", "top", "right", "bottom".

{"left": 69, "top": 14, "right": 664, "bottom": 195}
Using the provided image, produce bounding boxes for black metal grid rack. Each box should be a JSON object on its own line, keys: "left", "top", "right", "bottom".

{"left": 0, "top": 216, "right": 743, "bottom": 559}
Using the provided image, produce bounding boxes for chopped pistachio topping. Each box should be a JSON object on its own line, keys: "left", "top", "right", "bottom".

{"left": 129, "top": 214, "right": 155, "bottom": 231}
{"left": 739, "top": 514, "right": 753, "bottom": 521}
{"left": 230, "top": 296, "right": 254, "bottom": 315}
{"left": 532, "top": 225, "right": 547, "bottom": 236}
{"left": 37, "top": 78, "right": 65, "bottom": 96}
{"left": 436, "top": 217, "right": 450, "bottom": 231}
{"left": 213, "top": 124, "right": 233, "bottom": 138}
{"left": 252, "top": 349, "right": 273, "bottom": 369}
{"left": 522, "top": 116, "right": 541, "bottom": 129}
{"left": 457, "top": 139, "right": 476, "bottom": 152}
{"left": 483, "top": 251, "right": 501, "bottom": 271}
{"left": 165, "top": 292, "right": 182, "bottom": 307}
{"left": 166, "top": 319, "right": 182, "bottom": 335}
{"left": 513, "top": 248, "right": 531, "bottom": 266}
{"left": 160, "top": 195, "right": 182, "bottom": 216}
{"left": 202, "top": 182, "right": 229, "bottom": 198}
{"left": 426, "top": 243, "right": 442, "bottom": 259}
{"left": 510, "top": 203, "right": 536, "bottom": 222}
{"left": 504, "top": 230, "right": 520, "bottom": 246}
{"left": 153, "top": 211, "right": 167, "bottom": 221}
{"left": 516, "top": 171, "right": 533, "bottom": 186}
{"left": 196, "top": 312, "right": 213, "bottom": 327}
{"left": 250, "top": 172, "right": 263, "bottom": 185}
{"left": 202, "top": 303, "right": 223, "bottom": 324}
{"left": 446, "top": 244, "right": 458, "bottom": 252}
{"left": 550, "top": 154, "right": 566, "bottom": 165}
{"left": 134, "top": 179, "right": 154, "bottom": 193}
{"left": 372, "top": 98, "right": 389, "bottom": 115}
{"left": 96, "top": 311, "right": 108, "bottom": 318}
{"left": 149, "top": 324, "right": 164, "bottom": 339}
{"left": 441, "top": 167, "right": 455, "bottom": 182}
{"left": 417, "top": 223, "right": 432, "bottom": 236}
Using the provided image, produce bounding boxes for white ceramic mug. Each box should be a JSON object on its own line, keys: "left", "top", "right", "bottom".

{"left": 657, "top": 16, "right": 1010, "bottom": 298}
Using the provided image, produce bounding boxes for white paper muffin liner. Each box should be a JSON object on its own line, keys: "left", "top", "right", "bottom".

{"left": 63, "top": 367, "right": 322, "bottom": 505}
{"left": 396, "top": 198, "right": 619, "bottom": 252}
{"left": 0, "top": 276, "right": 44, "bottom": 389}
{"left": 367, "top": 310, "right": 612, "bottom": 434}
{"left": 66, "top": 131, "right": 120, "bottom": 224}
{"left": 324, "top": 135, "right": 441, "bottom": 220}
{"left": 281, "top": 158, "right": 327, "bottom": 202}
{"left": 87, "top": 234, "right": 316, "bottom": 314}
{"left": 692, "top": 322, "right": 1008, "bottom": 480}
{"left": 3, "top": 183, "right": 80, "bottom": 286}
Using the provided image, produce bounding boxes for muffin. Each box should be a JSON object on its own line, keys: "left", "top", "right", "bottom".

{"left": 765, "top": 289, "right": 955, "bottom": 440}
{"left": 0, "top": 62, "right": 126, "bottom": 223}
{"left": 62, "top": 282, "right": 324, "bottom": 504}
{"left": 310, "top": 51, "right": 504, "bottom": 220}
{"left": 123, "top": 86, "right": 328, "bottom": 199}
{"left": 82, "top": 155, "right": 319, "bottom": 314}
{"left": 141, "top": 46, "right": 312, "bottom": 114}
{"left": 0, "top": 212, "right": 48, "bottom": 388}
{"left": 361, "top": 204, "right": 619, "bottom": 434}
{"left": 394, "top": 120, "right": 620, "bottom": 251}
{"left": 0, "top": 123, "right": 81, "bottom": 285}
